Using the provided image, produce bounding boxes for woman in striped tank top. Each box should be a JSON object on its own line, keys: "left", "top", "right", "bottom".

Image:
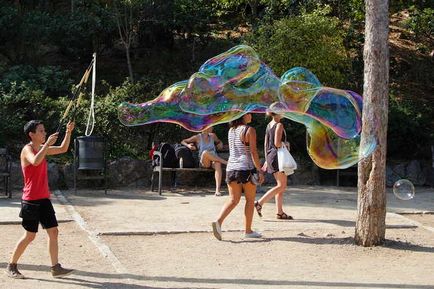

{"left": 212, "top": 113, "right": 264, "bottom": 240}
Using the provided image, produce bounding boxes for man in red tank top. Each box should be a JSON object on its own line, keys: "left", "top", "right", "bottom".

{"left": 5, "top": 120, "right": 75, "bottom": 279}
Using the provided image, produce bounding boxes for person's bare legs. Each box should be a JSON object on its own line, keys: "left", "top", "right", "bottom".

{"left": 216, "top": 182, "right": 241, "bottom": 226}
{"left": 213, "top": 162, "right": 223, "bottom": 196}
{"left": 201, "top": 150, "right": 227, "bottom": 166}
{"left": 10, "top": 231, "right": 36, "bottom": 264}
{"left": 243, "top": 182, "right": 256, "bottom": 234}
{"left": 46, "top": 227, "right": 59, "bottom": 266}
{"left": 257, "top": 171, "right": 287, "bottom": 213}
{"left": 273, "top": 172, "right": 287, "bottom": 214}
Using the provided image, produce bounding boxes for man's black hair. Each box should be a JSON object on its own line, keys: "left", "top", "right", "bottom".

{"left": 24, "top": 120, "right": 43, "bottom": 140}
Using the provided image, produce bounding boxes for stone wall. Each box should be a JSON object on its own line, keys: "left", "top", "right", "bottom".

{"left": 5, "top": 158, "right": 433, "bottom": 191}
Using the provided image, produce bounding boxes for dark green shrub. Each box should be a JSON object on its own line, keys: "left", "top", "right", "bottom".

{"left": 404, "top": 7, "right": 434, "bottom": 39}
{"left": 245, "top": 6, "right": 350, "bottom": 87}
{"left": 388, "top": 93, "right": 433, "bottom": 159}
{"left": 1, "top": 65, "right": 72, "bottom": 97}
{"left": 51, "top": 5, "right": 116, "bottom": 59}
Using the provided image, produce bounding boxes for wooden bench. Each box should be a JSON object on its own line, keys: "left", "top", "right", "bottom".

{"left": 150, "top": 151, "right": 216, "bottom": 195}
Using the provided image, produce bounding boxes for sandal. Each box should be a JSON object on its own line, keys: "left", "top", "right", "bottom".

{"left": 254, "top": 201, "right": 263, "bottom": 217}
{"left": 276, "top": 212, "right": 293, "bottom": 220}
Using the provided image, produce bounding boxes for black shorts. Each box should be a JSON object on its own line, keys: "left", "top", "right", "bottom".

{"left": 20, "top": 199, "right": 58, "bottom": 233}
{"left": 226, "top": 169, "right": 256, "bottom": 184}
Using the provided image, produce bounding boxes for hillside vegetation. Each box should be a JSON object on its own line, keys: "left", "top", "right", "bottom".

{"left": 0, "top": 0, "right": 432, "bottom": 161}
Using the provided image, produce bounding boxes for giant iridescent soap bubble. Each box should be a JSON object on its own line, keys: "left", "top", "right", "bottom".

{"left": 119, "top": 45, "right": 376, "bottom": 169}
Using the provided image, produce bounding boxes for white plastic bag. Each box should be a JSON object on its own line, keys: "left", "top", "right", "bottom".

{"left": 277, "top": 144, "right": 297, "bottom": 176}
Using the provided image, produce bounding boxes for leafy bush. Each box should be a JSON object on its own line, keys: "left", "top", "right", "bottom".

{"left": 52, "top": 5, "right": 116, "bottom": 59}
{"left": 0, "top": 5, "right": 53, "bottom": 64}
{"left": 0, "top": 82, "right": 64, "bottom": 149}
{"left": 388, "top": 93, "right": 433, "bottom": 159}
{"left": 244, "top": 6, "right": 350, "bottom": 87}
{"left": 404, "top": 7, "right": 434, "bottom": 39}
{"left": 1, "top": 65, "right": 72, "bottom": 97}
{"left": 70, "top": 78, "right": 181, "bottom": 159}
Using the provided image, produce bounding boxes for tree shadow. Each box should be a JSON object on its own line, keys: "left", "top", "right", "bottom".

{"left": 0, "top": 197, "right": 22, "bottom": 208}
{"left": 266, "top": 236, "right": 434, "bottom": 253}
{"left": 263, "top": 218, "right": 356, "bottom": 227}
{"left": 59, "top": 190, "right": 167, "bottom": 208}
{"left": 2, "top": 262, "right": 433, "bottom": 288}
{"left": 32, "top": 277, "right": 214, "bottom": 289}
{"left": 264, "top": 218, "right": 419, "bottom": 229}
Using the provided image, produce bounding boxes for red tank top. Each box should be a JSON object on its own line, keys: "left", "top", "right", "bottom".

{"left": 22, "top": 147, "right": 50, "bottom": 201}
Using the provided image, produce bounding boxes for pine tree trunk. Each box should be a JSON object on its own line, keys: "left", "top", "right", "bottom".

{"left": 125, "top": 45, "right": 134, "bottom": 83}
{"left": 355, "top": 0, "right": 389, "bottom": 247}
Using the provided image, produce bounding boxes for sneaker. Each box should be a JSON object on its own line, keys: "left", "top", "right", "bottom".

{"left": 212, "top": 221, "right": 222, "bottom": 240}
{"left": 51, "top": 263, "right": 74, "bottom": 278}
{"left": 5, "top": 263, "right": 24, "bottom": 279}
{"left": 244, "top": 231, "right": 262, "bottom": 239}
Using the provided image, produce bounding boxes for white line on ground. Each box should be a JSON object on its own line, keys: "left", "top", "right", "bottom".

{"left": 53, "top": 190, "right": 129, "bottom": 275}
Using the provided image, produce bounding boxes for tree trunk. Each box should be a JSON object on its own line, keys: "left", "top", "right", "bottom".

{"left": 355, "top": 0, "right": 389, "bottom": 247}
{"left": 125, "top": 45, "right": 134, "bottom": 82}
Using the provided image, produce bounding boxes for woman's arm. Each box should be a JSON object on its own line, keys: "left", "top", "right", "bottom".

{"left": 247, "top": 128, "right": 262, "bottom": 171}
{"left": 274, "top": 123, "right": 284, "bottom": 148}
{"left": 212, "top": 133, "right": 224, "bottom": 150}
{"left": 247, "top": 127, "right": 265, "bottom": 184}
{"left": 181, "top": 135, "right": 198, "bottom": 150}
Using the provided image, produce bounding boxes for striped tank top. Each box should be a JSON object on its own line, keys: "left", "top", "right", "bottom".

{"left": 226, "top": 125, "right": 254, "bottom": 172}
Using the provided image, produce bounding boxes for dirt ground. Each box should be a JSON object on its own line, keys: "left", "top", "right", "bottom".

{"left": 0, "top": 186, "right": 433, "bottom": 289}
{"left": 102, "top": 227, "right": 434, "bottom": 289}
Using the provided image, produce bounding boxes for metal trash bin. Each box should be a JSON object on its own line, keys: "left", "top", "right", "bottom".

{"left": 74, "top": 136, "right": 107, "bottom": 193}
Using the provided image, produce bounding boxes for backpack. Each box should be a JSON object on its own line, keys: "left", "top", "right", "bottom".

{"left": 153, "top": 143, "right": 178, "bottom": 168}
{"left": 174, "top": 144, "right": 195, "bottom": 168}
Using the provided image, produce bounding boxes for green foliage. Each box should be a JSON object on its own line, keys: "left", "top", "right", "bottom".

{"left": 1, "top": 65, "right": 72, "bottom": 97}
{"left": 0, "top": 82, "right": 64, "bottom": 148}
{"left": 0, "top": 5, "right": 53, "bottom": 64}
{"left": 0, "top": 64, "right": 73, "bottom": 148}
{"left": 71, "top": 78, "right": 178, "bottom": 159}
{"left": 391, "top": 0, "right": 434, "bottom": 12}
{"left": 52, "top": 5, "right": 117, "bottom": 59}
{"left": 0, "top": 0, "right": 432, "bottom": 165}
{"left": 388, "top": 93, "right": 434, "bottom": 159}
{"left": 245, "top": 6, "right": 350, "bottom": 87}
{"left": 404, "top": 7, "right": 434, "bottom": 39}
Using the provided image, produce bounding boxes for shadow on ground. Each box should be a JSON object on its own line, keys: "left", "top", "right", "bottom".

{"left": 1, "top": 262, "right": 433, "bottom": 289}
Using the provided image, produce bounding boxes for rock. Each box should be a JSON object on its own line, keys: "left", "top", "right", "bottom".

{"left": 406, "top": 160, "right": 426, "bottom": 186}
{"left": 107, "top": 157, "right": 151, "bottom": 187}
{"left": 393, "top": 163, "right": 406, "bottom": 179}
{"left": 10, "top": 161, "right": 23, "bottom": 190}
{"left": 386, "top": 165, "right": 400, "bottom": 187}
{"left": 47, "top": 162, "right": 60, "bottom": 189}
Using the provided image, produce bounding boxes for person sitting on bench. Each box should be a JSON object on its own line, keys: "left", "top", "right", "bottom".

{"left": 181, "top": 127, "right": 228, "bottom": 196}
